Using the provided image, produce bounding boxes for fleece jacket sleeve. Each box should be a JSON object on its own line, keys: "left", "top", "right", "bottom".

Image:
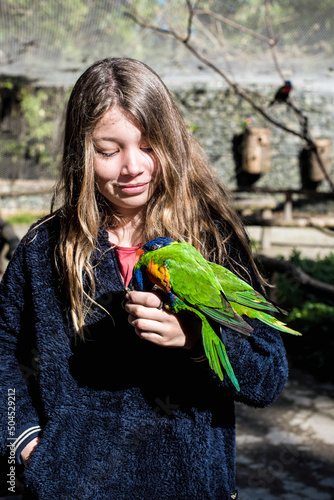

{"left": 0, "top": 237, "right": 42, "bottom": 464}
{"left": 219, "top": 318, "right": 289, "bottom": 407}
{"left": 187, "top": 316, "right": 288, "bottom": 408}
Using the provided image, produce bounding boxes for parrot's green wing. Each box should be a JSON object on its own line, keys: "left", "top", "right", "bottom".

{"left": 136, "top": 245, "right": 243, "bottom": 388}
{"left": 138, "top": 241, "right": 251, "bottom": 334}
{"left": 162, "top": 247, "right": 252, "bottom": 335}
{"left": 208, "top": 261, "right": 301, "bottom": 336}
{"left": 134, "top": 237, "right": 300, "bottom": 390}
{"left": 198, "top": 303, "right": 252, "bottom": 336}
{"left": 208, "top": 261, "right": 278, "bottom": 313}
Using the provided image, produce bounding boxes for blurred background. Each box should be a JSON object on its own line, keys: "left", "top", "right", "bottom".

{"left": 0, "top": 1, "right": 333, "bottom": 499}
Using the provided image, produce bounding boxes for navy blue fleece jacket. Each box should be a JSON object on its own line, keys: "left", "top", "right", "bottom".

{"left": 0, "top": 215, "right": 288, "bottom": 500}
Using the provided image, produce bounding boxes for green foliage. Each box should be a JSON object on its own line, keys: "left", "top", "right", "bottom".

{"left": 288, "top": 302, "right": 334, "bottom": 333}
{"left": 19, "top": 88, "right": 62, "bottom": 175}
{"left": 1, "top": 80, "right": 14, "bottom": 90}
{"left": 276, "top": 250, "right": 334, "bottom": 307}
{"left": 20, "top": 88, "right": 55, "bottom": 142}
{"left": 284, "top": 302, "right": 334, "bottom": 381}
{"left": 2, "top": 0, "right": 333, "bottom": 73}
{"left": 0, "top": 82, "right": 67, "bottom": 179}
{"left": 0, "top": 0, "right": 166, "bottom": 67}
{"left": 6, "top": 211, "right": 47, "bottom": 225}
{"left": 276, "top": 251, "right": 334, "bottom": 382}
{"left": 196, "top": 0, "right": 334, "bottom": 54}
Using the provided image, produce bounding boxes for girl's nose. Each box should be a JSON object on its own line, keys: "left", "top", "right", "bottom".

{"left": 120, "top": 149, "right": 145, "bottom": 176}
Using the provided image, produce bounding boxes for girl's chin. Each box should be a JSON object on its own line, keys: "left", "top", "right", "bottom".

{"left": 106, "top": 199, "right": 148, "bottom": 216}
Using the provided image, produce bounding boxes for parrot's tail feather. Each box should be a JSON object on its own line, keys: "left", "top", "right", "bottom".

{"left": 231, "top": 302, "right": 301, "bottom": 336}
{"left": 270, "top": 302, "right": 288, "bottom": 316}
{"left": 231, "top": 302, "right": 301, "bottom": 335}
{"left": 205, "top": 344, "right": 225, "bottom": 382}
{"left": 199, "top": 304, "right": 253, "bottom": 337}
{"left": 266, "top": 318, "right": 302, "bottom": 336}
{"left": 202, "top": 322, "right": 240, "bottom": 391}
{"left": 216, "top": 341, "right": 240, "bottom": 392}
{"left": 208, "top": 261, "right": 283, "bottom": 314}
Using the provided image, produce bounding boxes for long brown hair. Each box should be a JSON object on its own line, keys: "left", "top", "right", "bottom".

{"left": 52, "top": 57, "right": 261, "bottom": 337}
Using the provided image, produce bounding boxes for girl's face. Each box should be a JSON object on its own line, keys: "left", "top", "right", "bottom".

{"left": 93, "top": 107, "right": 158, "bottom": 217}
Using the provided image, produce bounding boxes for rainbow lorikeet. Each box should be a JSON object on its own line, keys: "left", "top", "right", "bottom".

{"left": 269, "top": 80, "right": 292, "bottom": 107}
{"left": 132, "top": 237, "right": 301, "bottom": 392}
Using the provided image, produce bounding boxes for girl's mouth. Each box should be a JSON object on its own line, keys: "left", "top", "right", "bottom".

{"left": 116, "top": 182, "right": 149, "bottom": 194}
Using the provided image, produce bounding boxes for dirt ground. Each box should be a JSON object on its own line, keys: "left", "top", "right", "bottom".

{"left": 235, "top": 368, "right": 334, "bottom": 500}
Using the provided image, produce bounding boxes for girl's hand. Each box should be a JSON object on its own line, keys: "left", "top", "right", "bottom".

{"left": 21, "top": 437, "right": 39, "bottom": 467}
{"left": 125, "top": 290, "right": 201, "bottom": 349}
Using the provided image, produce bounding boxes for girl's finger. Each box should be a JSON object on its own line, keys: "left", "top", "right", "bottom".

{"left": 125, "top": 302, "right": 167, "bottom": 321}
{"left": 128, "top": 314, "right": 165, "bottom": 334}
{"left": 127, "top": 290, "right": 162, "bottom": 309}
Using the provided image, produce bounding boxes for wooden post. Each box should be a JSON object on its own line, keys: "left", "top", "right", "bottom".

{"left": 309, "top": 138, "right": 331, "bottom": 182}
{"left": 232, "top": 128, "right": 271, "bottom": 188}
{"left": 299, "top": 138, "right": 332, "bottom": 189}
{"left": 284, "top": 192, "right": 293, "bottom": 221}
{"left": 260, "top": 226, "right": 272, "bottom": 252}
{"left": 241, "top": 128, "right": 272, "bottom": 174}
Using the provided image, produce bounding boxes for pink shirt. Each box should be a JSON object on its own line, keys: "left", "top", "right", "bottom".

{"left": 112, "top": 243, "right": 142, "bottom": 288}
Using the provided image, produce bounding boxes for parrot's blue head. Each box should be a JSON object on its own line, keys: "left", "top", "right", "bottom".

{"left": 284, "top": 80, "right": 292, "bottom": 88}
{"left": 140, "top": 237, "right": 175, "bottom": 254}
{"left": 132, "top": 237, "right": 175, "bottom": 292}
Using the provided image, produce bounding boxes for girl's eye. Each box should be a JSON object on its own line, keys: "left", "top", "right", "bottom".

{"left": 97, "top": 151, "right": 117, "bottom": 158}
{"left": 140, "top": 147, "right": 153, "bottom": 153}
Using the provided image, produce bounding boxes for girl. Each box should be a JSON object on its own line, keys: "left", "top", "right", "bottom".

{"left": 0, "top": 58, "right": 288, "bottom": 500}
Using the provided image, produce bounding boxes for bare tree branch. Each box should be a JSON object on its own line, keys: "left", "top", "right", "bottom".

{"left": 126, "top": 8, "right": 304, "bottom": 136}
{"left": 125, "top": 11, "right": 181, "bottom": 42}
{"left": 193, "top": 11, "right": 235, "bottom": 79}
{"left": 184, "top": 0, "right": 194, "bottom": 43}
{"left": 285, "top": 99, "right": 334, "bottom": 189}
{"left": 264, "top": 0, "right": 285, "bottom": 82}
{"left": 263, "top": 2, "right": 334, "bottom": 189}
{"left": 255, "top": 253, "right": 334, "bottom": 302}
{"left": 214, "top": 18, "right": 235, "bottom": 80}
{"left": 125, "top": 1, "right": 334, "bottom": 191}
{"left": 263, "top": 0, "right": 333, "bottom": 189}
{"left": 196, "top": 8, "right": 274, "bottom": 45}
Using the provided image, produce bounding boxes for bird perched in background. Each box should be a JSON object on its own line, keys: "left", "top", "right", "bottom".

{"left": 132, "top": 237, "right": 301, "bottom": 391}
{"left": 269, "top": 80, "right": 292, "bottom": 107}
{"left": 241, "top": 116, "right": 252, "bottom": 129}
{"left": 187, "top": 124, "right": 199, "bottom": 134}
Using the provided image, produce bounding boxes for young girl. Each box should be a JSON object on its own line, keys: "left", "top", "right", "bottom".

{"left": 0, "top": 58, "right": 288, "bottom": 500}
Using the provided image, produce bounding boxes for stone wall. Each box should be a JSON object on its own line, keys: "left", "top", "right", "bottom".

{"left": 0, "top": 80, "right": 333, "bottom": 214}
{"left": 172, "top": 84, "right": 334, "bottom": 190}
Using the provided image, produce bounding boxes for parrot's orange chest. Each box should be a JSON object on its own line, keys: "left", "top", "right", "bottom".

{"left": 147, "top": 261, "right": 172, "bottom": 292}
